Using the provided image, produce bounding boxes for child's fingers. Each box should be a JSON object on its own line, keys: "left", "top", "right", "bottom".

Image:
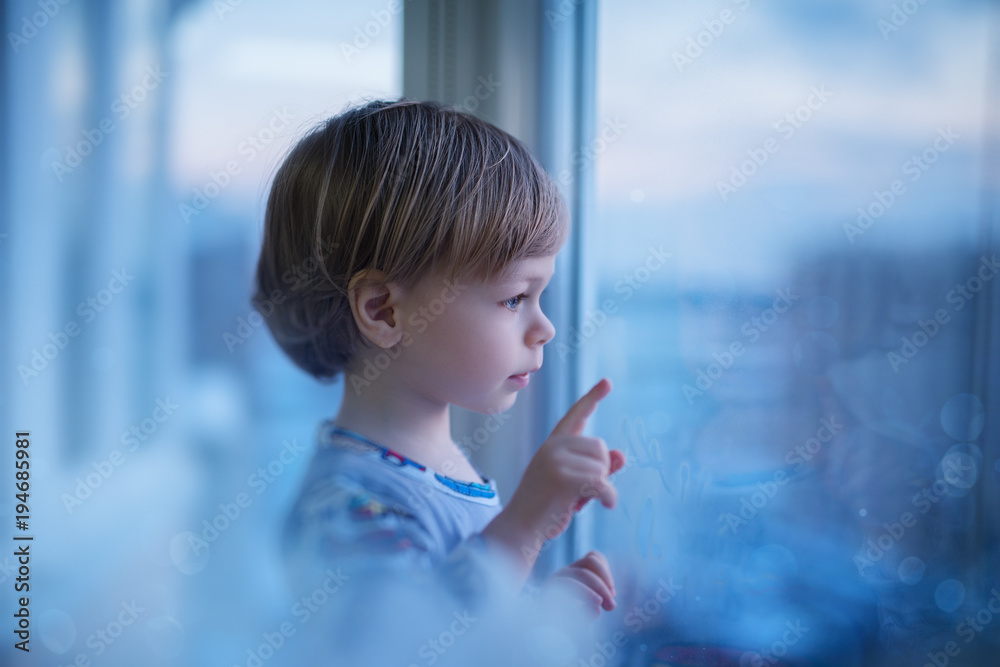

{"left": 573, "top": 450, "right": 626, "bottom": 512}
{"left": 591, "top": 476, "right": 618, "bottom": 509}
{"left": 571, "top": 478, "right": 617, "bottom": 512}
{"left": 574, "top": 550, "right": 617, "bottom": 599}
{"left": 609, "top": 449, "right": 626, "bottom": 475}
{"left": 574, "top": 477, "right": 618, "bottom": 510}
{"left": 556, "top": 563, "right": 615, "bottom": 611}
{"left": 550, "top": 378, "right": 612, "bottom": 438}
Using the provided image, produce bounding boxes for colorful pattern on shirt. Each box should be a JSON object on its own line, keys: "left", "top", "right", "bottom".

{"left": 318, "top": 421, "right": 498, "bottom": 503}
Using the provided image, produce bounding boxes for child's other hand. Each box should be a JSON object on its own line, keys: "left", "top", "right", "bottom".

{"left": 481, "top": 378, "right": 626, "bottom": 585}
{"left": 506, "top": 377, "right": 626, "bottom": 537}
{"left": 543, "top": 550, "right": 617, "bottom": 621}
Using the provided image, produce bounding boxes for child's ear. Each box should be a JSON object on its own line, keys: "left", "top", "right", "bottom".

{"left": 347, "top": 268, "right": 406, "bottom": 349}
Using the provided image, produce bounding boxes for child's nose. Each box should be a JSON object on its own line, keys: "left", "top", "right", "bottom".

{"left": 533, "top": 314, "right": 556, "bottom": 346}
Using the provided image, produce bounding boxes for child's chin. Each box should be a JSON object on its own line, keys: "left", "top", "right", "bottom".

{"left": 456, "top": 391, "right": 518, "bottom": 415}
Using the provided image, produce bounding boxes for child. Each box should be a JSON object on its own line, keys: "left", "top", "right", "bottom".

{"left": 252, "top": 98, "right": 627, "bottom": 662}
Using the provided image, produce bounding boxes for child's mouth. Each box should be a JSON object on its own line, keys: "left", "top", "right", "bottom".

{"left": 508, "top": 373, "right": 530, "bottom": 387}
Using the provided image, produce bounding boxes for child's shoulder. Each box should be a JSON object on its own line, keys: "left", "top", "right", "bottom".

{"left": 282, "top": 422, "right": 502, "bottom": 572}
{"left": 281, "top": 446, "right": 432, "bottom": 570}
{"left": 290, "top": 437, "right": 423, "bottom": 529}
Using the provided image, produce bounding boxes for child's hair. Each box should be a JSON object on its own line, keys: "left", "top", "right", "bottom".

{"left": 252, "top": 98, "right": 569, "bottom": 383}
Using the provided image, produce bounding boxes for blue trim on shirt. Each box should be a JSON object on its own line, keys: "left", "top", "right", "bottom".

{"left": 322, "top": 422, "right": 497, "bottom": 501}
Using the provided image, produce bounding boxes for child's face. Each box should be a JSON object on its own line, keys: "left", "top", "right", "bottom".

{"left": 393, "top": 253, "right": 557, "bottom": 414}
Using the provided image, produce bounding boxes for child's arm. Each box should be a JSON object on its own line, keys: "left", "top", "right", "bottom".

{"left": 480, "top": 378, "right": 626, "bottom": 606}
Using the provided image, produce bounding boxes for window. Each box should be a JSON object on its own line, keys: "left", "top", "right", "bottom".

{"left": 583, "top": 1, "right": 999, "bottom": 664}
{"left": 4, "top": 1, "right": 400, "bottom": 663}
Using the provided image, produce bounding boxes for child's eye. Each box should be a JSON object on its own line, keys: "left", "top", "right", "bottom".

{"left": 502, "top": 293, "right": 529, "bottom": 311}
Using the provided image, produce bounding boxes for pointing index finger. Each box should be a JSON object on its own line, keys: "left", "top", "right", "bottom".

{"left": 551, "top": 378, "right": 612, "bottom": 438}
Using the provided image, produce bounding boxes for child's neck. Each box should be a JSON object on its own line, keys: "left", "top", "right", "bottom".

{"left": 333, "top": 385, "right": 481, "bottom": 483}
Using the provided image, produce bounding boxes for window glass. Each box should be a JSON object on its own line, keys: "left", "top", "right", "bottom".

{"left": 587, "top": 1, "right": 998, "bottom": 663}
{"left": 6, "top": 1, "right": 400, "bottom": 663}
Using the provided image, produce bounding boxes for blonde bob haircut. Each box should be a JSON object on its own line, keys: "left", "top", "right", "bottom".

{"left": 252, "top": 98, "right": 569, "bottom": 383}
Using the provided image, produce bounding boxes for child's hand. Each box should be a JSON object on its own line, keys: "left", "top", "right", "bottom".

{"left": 542, "top": 550, "right": 617, "bottom": 621}
{"left": 508, "top": 377, "right": 625, "bottom": 530}
{"left": 481, "top": 378, "right": 626, "bottom": 583}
